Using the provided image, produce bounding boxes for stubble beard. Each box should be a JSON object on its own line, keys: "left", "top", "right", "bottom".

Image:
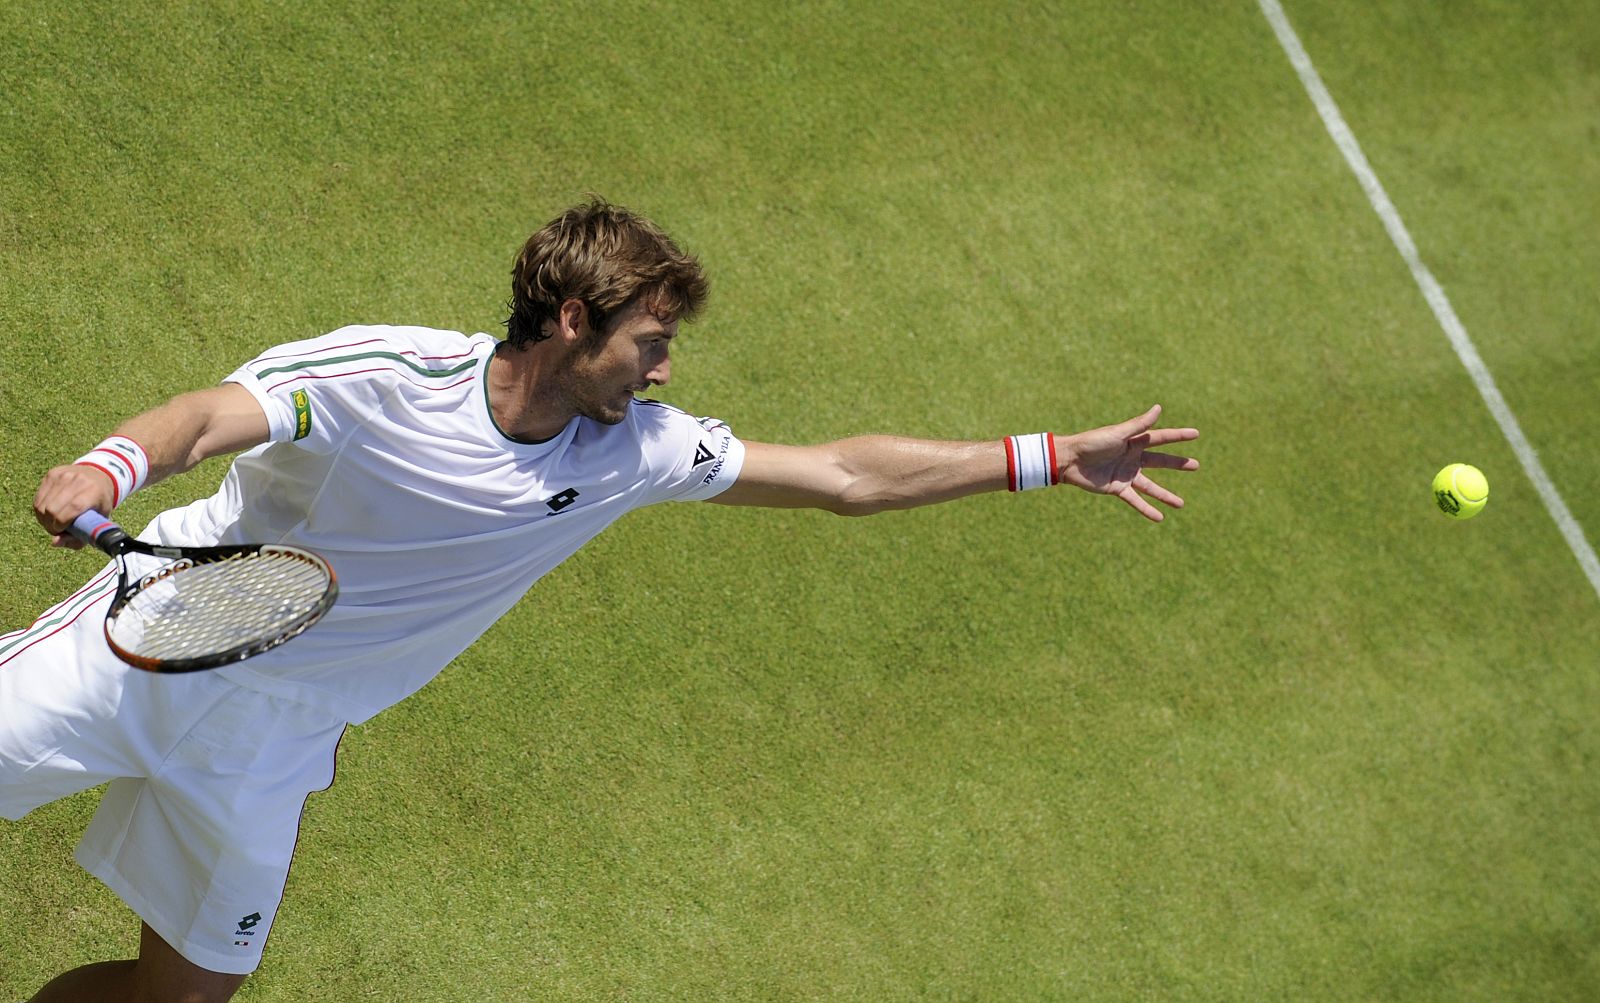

{"left": 557, "top": 355, "right": 632, "bottom": 426}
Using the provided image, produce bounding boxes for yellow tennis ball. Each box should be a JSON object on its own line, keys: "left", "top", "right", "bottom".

{"left": 1433, "top": 463, "right": 1488, "bottom": 519}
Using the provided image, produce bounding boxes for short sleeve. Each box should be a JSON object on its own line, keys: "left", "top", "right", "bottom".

{"left": 223, "top": 328, "right": 408, "bottom": 453}
{"left": 634, "top": 401, "right": 746, "bottom": 505}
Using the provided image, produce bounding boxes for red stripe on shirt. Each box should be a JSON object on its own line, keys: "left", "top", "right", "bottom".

{"left": 252, "top": 339, "right": 480, "bottom": 365}
{"left": 0, "top": 569, "right": 119, "bottom": 670}
{"left": 251, "top": 338, "right": 389, "bottom": 363}
{"left": 0, "top": 565, "right": 119, "bottom": 645}
{"left": 262, "top": 369, "right": 478, "bottom": 395}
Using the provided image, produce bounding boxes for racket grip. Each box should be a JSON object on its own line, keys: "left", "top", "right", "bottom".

{"left": 69, "top": 509, "right": 130, "bottom": 554}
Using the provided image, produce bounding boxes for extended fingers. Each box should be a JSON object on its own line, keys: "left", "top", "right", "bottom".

{"left": 1144, "top": 426, "right": 1199, "bottom": 447}
{"left": 1119, "top": 485, "right": 1165, "bottom": 522}
{"left": 1141, "top": 450, "right": 1200, "bottom": 472}
{"left": 1133, "top": 472, "right": 1184, "bottom": 509}
{"left": 1114, "top": 404, "right": 1164, "bottom": 437}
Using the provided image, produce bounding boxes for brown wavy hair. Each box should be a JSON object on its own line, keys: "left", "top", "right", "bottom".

{"left": 504, "top": 197, "right": 709, "bottom": 348}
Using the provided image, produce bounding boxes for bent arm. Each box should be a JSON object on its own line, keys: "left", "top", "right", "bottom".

{"left": 33, "top": 383, "right": 271, "bottom": 544}
{"left": 106, "top": 383, "right": 272, "bottom": 479}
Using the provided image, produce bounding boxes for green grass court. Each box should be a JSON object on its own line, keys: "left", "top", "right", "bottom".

{"left": 3, "top": 2, "right": 1598, "bottom": 998}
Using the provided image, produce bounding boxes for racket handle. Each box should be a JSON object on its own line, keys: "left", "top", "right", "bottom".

{"left": 69, "top": 509, "right": 130, "bottom": 554}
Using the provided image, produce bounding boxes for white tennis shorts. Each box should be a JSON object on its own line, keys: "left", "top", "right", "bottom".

{"left": 0, "top": 563, "right": 347, "bottom": 976}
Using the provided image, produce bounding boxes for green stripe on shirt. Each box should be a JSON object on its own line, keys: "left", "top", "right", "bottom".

{"left": 254, "top": 351, "right": 478, "bottom": 381}
{"left": 0, "top": 574, "right": 118, "bottom": 661}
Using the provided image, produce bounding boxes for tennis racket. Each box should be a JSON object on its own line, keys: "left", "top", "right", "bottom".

{"left": 70, "top": 509, "right": 339, "bottom": 673}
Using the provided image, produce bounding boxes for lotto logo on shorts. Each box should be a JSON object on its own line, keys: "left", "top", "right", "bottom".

{"left": 233, "top": 911, "right": 262, "bottom": 947}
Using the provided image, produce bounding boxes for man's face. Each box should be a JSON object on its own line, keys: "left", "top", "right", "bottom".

{"left": 556, "top": 297, "right": 676, "bottom": 425}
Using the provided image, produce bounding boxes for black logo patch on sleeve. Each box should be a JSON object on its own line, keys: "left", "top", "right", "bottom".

{"left": 692, "top": 442, "right": 715, "bottom": 467}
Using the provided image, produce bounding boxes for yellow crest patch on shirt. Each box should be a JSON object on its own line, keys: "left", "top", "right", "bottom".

{"left": 291, "top": 389, "right": 313, "bottom": 441}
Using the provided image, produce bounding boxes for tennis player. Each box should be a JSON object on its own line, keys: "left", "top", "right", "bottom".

{"left": 4, "top": 198, "right": 1199, "bottom": 1003}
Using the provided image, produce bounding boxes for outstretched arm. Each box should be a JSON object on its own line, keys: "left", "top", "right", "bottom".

{"left": 710, "top": 405, "right": 1199, "bottom": 521}
{"left": 32, "top": 383, "right": 271, "bottom": 548}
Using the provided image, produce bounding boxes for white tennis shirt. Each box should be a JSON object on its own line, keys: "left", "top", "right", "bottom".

{"left": 142, "top": 325, "right": 745, "bottom": 723}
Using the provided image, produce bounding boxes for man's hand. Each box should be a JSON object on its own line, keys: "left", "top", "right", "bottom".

{"left": 1057, "top": 405, "right": 1200, "bottom": 522}
{"left": 33, "top": 464, "right": 118, "bottom": 549}
{"left": 31, "top": 384, "right": 273, "bottom": 550}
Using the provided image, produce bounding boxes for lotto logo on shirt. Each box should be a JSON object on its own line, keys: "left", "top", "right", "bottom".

{"left": 291, "top": 389, "right": 313, "bottom": 440}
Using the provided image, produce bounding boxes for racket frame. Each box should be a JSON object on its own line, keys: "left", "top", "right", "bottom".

{"left": 70, "top": 509, "right": 339, "bottom": 673}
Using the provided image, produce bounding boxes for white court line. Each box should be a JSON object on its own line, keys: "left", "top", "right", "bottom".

{"left": 1258, "top": 0, "right": 1600, "bottom": 602}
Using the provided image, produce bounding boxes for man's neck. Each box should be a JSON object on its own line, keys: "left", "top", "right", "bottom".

{"left": 487, "top": 342, "right": 572, "bottom": 443}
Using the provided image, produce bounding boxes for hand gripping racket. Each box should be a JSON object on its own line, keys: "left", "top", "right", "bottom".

{"left": 70, "top": 509, "right": 339, "bottom": 673}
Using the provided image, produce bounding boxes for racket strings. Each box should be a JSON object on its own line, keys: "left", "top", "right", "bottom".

{"left": 110, "top": 552, "right": 333, "bottom": 659}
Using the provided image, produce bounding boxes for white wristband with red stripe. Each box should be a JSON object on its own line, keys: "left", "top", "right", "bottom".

{"left": 74, "top": 435, "right": 151, "bottom": 508}
{"left": 1004, "top": 433, "right": 1060, "bottom": 492}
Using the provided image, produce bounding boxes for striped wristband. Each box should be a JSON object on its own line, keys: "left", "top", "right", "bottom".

{"left": 1004, "top": 433, "right": 1060, "bottom": 492}
{"left": 74, "top": 435, "right": 151, "bottom": 508}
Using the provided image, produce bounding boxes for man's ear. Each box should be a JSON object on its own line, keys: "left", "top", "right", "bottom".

{"left": 555, "top": 298, "right": 590, "bottom": 345}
